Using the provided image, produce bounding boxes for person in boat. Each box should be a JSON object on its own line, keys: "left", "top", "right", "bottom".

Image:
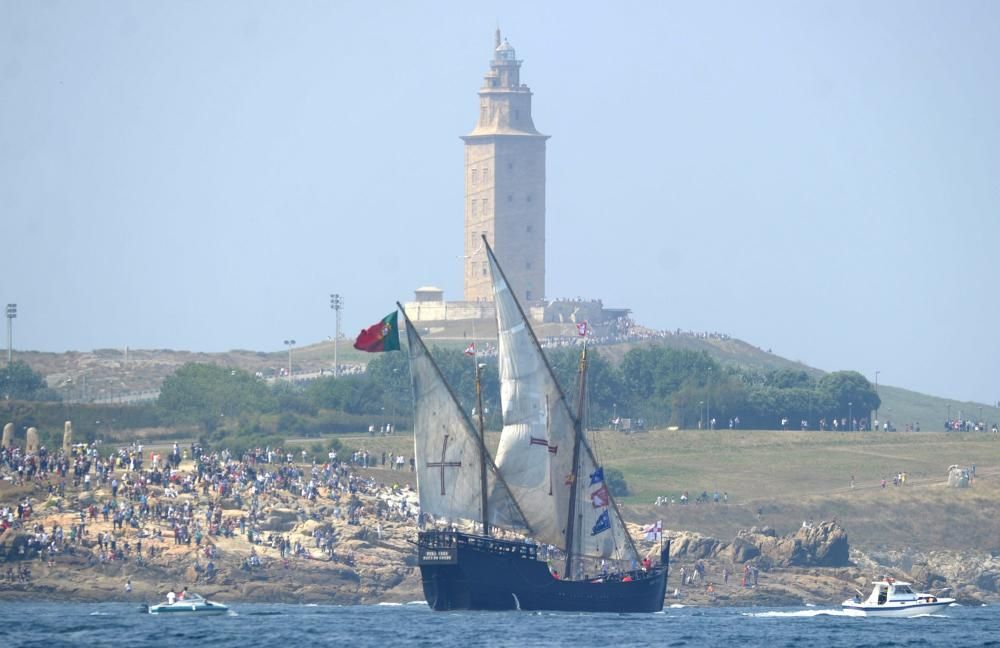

{"left": 178, "top": 587, "right": 187, "bottom": 601}
{"left": 642, "top": 557, "right": 652, "bottom": 571}
{"left": 167, "top": 590, "right": 176, "bottom": 604}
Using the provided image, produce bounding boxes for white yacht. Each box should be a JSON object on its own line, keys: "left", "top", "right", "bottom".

{"left": 147, "top": 592, "right": 229, "bottom": 615}
{"left": 842, "top": 578, "right": 954, "bottom": 617}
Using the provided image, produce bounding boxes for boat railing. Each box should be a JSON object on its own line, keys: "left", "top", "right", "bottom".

{"left": 418, "top": 530, "right": 538, "bottom": 560}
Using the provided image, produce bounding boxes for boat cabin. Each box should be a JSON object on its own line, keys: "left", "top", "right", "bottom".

{"left": 859, "top": 579, "right": 934, "bottom": 606}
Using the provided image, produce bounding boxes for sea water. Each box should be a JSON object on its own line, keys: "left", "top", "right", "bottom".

{"left": 0, "top": 601, "right": 996, "bottom": 647}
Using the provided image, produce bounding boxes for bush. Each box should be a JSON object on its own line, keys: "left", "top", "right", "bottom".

{"left": 605, "top": 467, "right": 629, "bottom": 496}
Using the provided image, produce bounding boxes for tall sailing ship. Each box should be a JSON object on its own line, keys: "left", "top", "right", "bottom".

{"left": 403, "top": 240, "right": 669, "bottom": 613}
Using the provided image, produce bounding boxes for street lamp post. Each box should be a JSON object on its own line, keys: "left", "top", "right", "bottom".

{"left": 330, "top": 294, "right": 342, "bottom": 377}
{"left": 283, "top": 339, "right": 295, "bottom": 381}
{"left": 5, "top": 304, "right": 16, "bottom": 365}
{"left": 613, "top": 402, "right": 617, "bottom": 430}
{"left": 848, "top": 401, "right": 853, "bottom": 432}
{"left": 698, "top": 400, "right": 704, "bottom": 429}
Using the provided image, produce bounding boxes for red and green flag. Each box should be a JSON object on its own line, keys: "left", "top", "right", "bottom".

{"left": 353, "top": 311, "right": 401, "bottom": 352}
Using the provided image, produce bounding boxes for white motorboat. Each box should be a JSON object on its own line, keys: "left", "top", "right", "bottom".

{"left": 841, "top": 578, "right": 954, "bottom": 617}
{"left": 146, "top": 592, "right": 229, "bottom": 615}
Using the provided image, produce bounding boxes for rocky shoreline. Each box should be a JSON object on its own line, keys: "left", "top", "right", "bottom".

{"left": 3, "top": 461, "right": 998, "bottom": 608}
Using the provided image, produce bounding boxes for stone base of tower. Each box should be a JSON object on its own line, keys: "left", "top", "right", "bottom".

{"left": 403, "top": 295, "right": 629, "bottom": 329}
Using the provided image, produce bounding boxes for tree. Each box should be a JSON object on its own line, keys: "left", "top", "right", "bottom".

{"left": 816, "top": 371, "right": 880, "bottom": 424}
{"left": 545, "top": 347, "right": 624, "bottom": 427}
{"left": 604, "top": 467, "right": 629, "bottom": 496}
{"left": 0, "top": 361, "right": 48, "bottom": 401}
{"left": 157, "top": 363, "right": 276, "bottom": 432}
{"left": 620, "top": 347, "right": 719, "bottom": 425}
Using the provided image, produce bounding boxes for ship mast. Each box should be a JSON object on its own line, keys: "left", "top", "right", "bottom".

{"left": 474, "top": 358, "right": 490, "bottom": 536}
{"left": 563, "top": 342, "right": 588, "bottom": 579}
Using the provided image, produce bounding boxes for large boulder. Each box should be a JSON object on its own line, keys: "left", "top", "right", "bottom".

{"left": 910, "top": 564, "right": 948, "bottom": 590}
{"left": 728, "top": 536, "right": 761, "bottom": 563}
{"left": 668, "top": 531, "right": 721, "bottom": 560}
{"left": 730, "top": 521, "right": 849, "bottom": 567}
{"left": 259, "top": 508, "right": 301, "bottom": 532}
{"left": 975, "top": 570, "right": 1000, "bottom": 593}
{"left": 792, "top": 521, "right": 850, "bottom": 567}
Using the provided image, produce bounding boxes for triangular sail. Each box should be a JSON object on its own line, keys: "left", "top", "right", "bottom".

{"left": 403, "top": 308, "right": 527, "bottom": 532}
{"left": 486, "top": 242, "right": 638, "bottom": 564}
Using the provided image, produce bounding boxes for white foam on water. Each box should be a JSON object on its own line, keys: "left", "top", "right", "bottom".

{"left": 304, "top": 604, "right": 318, "bottom": 607}
{"left": 377, "top": 602, "right": 403, "bottom": 606}
{"left": 669, "top": 604, "right": 686, "bottom": 608}
{"left": 743, "top": 609, "right": 849, "bottom": 618}
{"left": 405, "top": 600, "right": 428, "bottom": 606}
{"left": 88, "top": 612, "right": 111, "bottom": 616}
{"left": 804, "top": 603, "right": 817, "bottom": 607}
{"left": 948, "top": 602, "right": 962, "bottom": 607}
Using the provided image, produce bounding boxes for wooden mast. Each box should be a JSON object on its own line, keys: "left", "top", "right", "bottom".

{"left": 474, "top": 357, "right": 490, "bottom": 537}
{"left": 563, "top": 342, "right": 588, "bottom": 579}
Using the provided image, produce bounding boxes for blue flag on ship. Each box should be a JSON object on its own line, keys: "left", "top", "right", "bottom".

{"left": 589, "top": 467, "right": 604, "bottom": 485}
{"left": 591, "top": 510, "right": 611, "bottom": 535}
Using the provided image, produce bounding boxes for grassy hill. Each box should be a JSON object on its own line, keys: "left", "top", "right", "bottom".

{"left": 15, "top": 324, "right": 1000, "bottom": 424}
{"left": 287, "top": 427, "right": 1000, "bottom": 555}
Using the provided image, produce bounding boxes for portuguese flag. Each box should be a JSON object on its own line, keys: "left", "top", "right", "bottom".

{"left": 353, "top": 311, "right": 401, "bottom": 352}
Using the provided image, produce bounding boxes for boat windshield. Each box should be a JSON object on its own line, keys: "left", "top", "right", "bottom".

{"left": 894, "top": 585, "right": 913, "bottom": 594}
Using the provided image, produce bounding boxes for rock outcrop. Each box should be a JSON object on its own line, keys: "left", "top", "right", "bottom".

{"left": 666, "top": 521, "right": 849, "bottom": 568}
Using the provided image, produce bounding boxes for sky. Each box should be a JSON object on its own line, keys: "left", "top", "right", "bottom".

{"left": 1, "top": 1, "right": 998, "bottom": 404}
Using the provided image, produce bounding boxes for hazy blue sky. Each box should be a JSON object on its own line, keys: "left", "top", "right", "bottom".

{"left": 1, "top": 1, "right": 997, "bottom": 404}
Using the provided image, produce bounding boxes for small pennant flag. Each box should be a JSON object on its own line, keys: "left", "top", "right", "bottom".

{"left": 353, "top": 311, "right": 400, "bottom": 353}
{"left": 577, "top": 321, "right": 588, "bottom": 337}
{"left": 644, "top": 520, "right": 662, "bottom": 541}
{"left": 589, "top": 467, "right": 604, "bottom": 485}
{"left": 590, "top": 485, "right": 610, "bottom": 508}
{"left": 591, "top": 510, "right": 611, "bottom": 536}
{"left": 464, "top": 343, "right": 476, "bottom": 356}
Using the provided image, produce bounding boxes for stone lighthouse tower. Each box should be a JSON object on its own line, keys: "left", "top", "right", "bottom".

{"left": 462, "top": 29, "right": 548, "bottom": 303}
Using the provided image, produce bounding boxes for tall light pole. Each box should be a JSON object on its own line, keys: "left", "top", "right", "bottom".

{"left": 5, "top": 304, "right": 15, "bottom": 365}
{"left": 848, "top": 401, "right": 853, "bottom": 432}
{"left": 283, "top": 339, "right": 295, "bottom": 381}
{"left": 330, "top": 294, "right": 342, "bottom": 377}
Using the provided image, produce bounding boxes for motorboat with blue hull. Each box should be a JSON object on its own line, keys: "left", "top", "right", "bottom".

{"left": 418, "top": 532, "right": 669, "bottom": 613}
{"left": 842, "top": 579, "right": 954, "bottom": 617}
{"left": 146, "top": 593, "right": 229, "bottom": 615}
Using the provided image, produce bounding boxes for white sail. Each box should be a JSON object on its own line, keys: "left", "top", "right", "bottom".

{"left": 487, "top": 245, "right": 638, "bottom": 563}
{"left": 405, "top": 314, "right": 525, "bottom": 531}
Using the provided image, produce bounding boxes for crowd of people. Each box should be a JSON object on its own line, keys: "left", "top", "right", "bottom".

{"left": 0, "top": 438, "right": 421, "bottom": 587}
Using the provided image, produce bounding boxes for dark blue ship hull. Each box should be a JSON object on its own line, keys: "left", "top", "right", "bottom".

{"left": 417, "top": 531, "right": 669, "bottom": 613}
